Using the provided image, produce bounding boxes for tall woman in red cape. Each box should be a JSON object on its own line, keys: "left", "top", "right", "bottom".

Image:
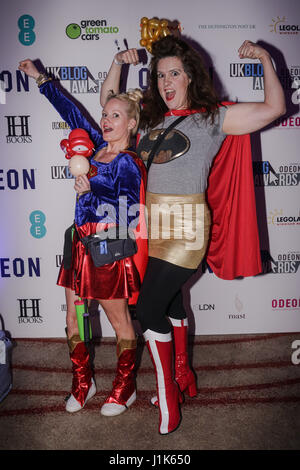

{"left": 101, "top": 35, "right": 285, "bottom": 434}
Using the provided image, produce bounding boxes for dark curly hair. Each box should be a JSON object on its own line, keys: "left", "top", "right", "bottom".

{"left": 140, "top": 35, "right": 220, "bottom": 130}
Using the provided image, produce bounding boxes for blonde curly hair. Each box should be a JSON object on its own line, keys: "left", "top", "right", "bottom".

{"left": 106, "top": 88, "right": 143, "bottom": 135}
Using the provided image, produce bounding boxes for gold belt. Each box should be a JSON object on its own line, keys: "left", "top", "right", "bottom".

{"left": 146, "top": 192, "right": 211, "bottom": 269}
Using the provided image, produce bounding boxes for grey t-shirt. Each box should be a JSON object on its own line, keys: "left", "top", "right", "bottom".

{"left": 137, "top": 107, "right": 227, "bottom": 194}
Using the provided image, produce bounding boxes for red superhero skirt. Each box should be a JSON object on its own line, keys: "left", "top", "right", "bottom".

{"left": 57, "top": 222, "right": 142, "bottom": 303}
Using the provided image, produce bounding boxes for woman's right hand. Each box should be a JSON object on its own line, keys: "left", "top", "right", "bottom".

{"left": 115, "top": 48, "right": 139, "bottom": 66}
{"left": 18, "top": 59, "right": 40, "bottom": 79}
{"left": 74, "top": 174, "right": 91, "bottom": 194}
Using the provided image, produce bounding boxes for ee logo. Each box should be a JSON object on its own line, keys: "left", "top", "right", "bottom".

{"left": 18, "top": 15, "right": 36, "bottom": 46}
{"left": 30, "top": 211, "right": 46, "bottom": 239}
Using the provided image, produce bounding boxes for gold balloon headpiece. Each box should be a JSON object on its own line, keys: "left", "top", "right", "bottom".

{"left": 139, "top": 17, "right": 170, "bottom": 53}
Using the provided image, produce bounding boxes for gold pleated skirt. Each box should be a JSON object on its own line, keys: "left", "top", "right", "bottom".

{"left": 146, "top": 191, "right": 211, "bottom": 269}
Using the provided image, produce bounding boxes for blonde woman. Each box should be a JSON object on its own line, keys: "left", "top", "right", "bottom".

{"left": 19, "top": 59, "right": 147, "bottom": 417}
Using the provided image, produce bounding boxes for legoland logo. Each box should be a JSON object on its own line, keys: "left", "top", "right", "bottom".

{"left": 269, "top": 16, "right": 300, "bottom": 35}
{"left": 66, "top": 19, "right": 119, "bottom": 40}
{"left": 18, "top": 15, "right": 36, "bottom": 45}
{"left": 268, "top": 209, "right": 300, "bottom": 226}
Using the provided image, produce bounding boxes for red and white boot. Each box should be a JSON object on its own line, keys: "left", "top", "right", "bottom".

{"left": 65, "top": 335, "right": 96, "bottom": 412}
{"left": 151, "top": 318, "right": 197, "bottom": 407}
{"left": 144, "top": 329, "right": 183, "bottom": 435}
{"left": 101, "top": 338, "right": 137, "bottom": 416}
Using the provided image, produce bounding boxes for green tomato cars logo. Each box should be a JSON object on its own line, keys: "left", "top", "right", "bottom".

{"left": 66, "top": 19, "right": 119, "bottom": 40}
{"left": 66, "top": 23, "right": 82, "bottom": 39}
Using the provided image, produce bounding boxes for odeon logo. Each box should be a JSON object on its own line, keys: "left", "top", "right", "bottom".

{"left": 0, "top": 169, "right": 36, "bottom": 191}
{"left": 272, "top": 298, "right": 300, "bottom": 310}
{"left": 0, "top": 257, "right": 41, "bottom": 278}
{"left": 66, "top": 19, "right": 119, "bottom": 40}
{"left": 274, "top": 116, "right": 300, "bottom": 129}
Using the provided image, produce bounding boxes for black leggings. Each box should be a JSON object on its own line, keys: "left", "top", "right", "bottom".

{"left": 136, "top": 257, "right": 196, "bottom": 334}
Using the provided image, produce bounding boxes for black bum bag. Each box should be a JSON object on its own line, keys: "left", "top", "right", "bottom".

{"left": 77, "top": 226, "right": 137, "bottom": 267}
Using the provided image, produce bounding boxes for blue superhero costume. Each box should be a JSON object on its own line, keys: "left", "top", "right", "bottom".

{"left": 40, "top": 81, "right": 147, "bottom": 302}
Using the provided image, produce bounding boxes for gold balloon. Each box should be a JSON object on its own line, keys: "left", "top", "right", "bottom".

{"left": 139, "top": 17, "right": 170, "bottom": 53}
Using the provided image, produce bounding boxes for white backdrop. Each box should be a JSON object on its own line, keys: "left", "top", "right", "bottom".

{"left": 0, "top": 0, "right": 299, "bottom": 337}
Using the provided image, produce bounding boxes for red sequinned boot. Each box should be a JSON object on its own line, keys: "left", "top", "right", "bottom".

{"left": 170, "top": 317, "right": 197, "bottom": 397}
{"left": 144, "top": 329, "right": 183, "bottom": 435}
{"left": 100, "top": 338, "right": 137, "bottom": 416}
{"left": 65, "top": 335, "right": 96, "bottom": 412}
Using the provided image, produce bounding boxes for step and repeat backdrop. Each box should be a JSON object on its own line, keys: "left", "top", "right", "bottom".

{"left": 0, "top": 0, "right": 299, "bottom": 337}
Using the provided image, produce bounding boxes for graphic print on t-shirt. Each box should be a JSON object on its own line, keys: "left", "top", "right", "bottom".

{"left": 137, "top": 128, "right": 190, "bottom": 164}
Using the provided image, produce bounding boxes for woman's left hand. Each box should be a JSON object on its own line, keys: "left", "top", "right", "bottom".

{"left": 238, "top": 40, "right": 270, "bottom": 61}
{"left": 74, "top": 174, "right": 91, "bottom": 194}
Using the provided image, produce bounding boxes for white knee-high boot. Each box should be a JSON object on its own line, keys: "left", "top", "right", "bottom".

{"left": 144, "top": 329, "right": 182, "bottom": 434}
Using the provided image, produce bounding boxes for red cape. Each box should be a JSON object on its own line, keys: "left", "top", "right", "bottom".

{"left": 206, "top": 105, "right": 262, "bottom": 279}
{"left": 126, "top": 151, "right": 148, "bottom": 304}
{"left": 165, "top": 104, "right": 262, "bottom": 280}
